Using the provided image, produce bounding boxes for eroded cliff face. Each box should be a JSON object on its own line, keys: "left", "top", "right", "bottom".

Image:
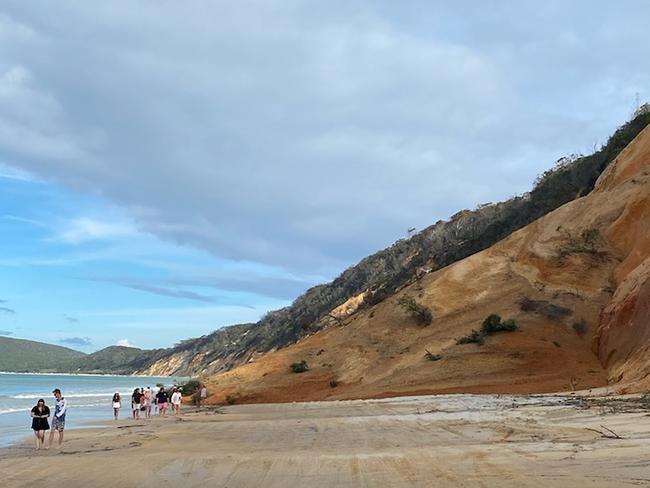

{"left": 198, "top": 125, "right": 650, "bottom": 402}
{"left": 592, "top": 125, "right": 650, "bottom": 391}
{"left": 132, "top": 114, "right": 650, "bottom": 379}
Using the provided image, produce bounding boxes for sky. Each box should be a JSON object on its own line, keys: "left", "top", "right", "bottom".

{"left": 0, "top": 1, "right": 648, "bottom": 352}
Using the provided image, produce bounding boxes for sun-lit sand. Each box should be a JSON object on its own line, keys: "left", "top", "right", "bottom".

{"left": 1, "top": 394, "right": 649, "bottom": 487}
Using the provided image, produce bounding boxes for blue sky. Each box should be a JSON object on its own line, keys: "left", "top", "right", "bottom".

{"left": 0, "top": 1, "right": 649, "bottom": 351}
{"left": 0, "top": 170, "right": 300, "bottom": 349}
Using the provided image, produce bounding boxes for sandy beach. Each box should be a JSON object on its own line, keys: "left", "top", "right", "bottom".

{"left": 1, "top": 394, "right": 648, "bottom": 487}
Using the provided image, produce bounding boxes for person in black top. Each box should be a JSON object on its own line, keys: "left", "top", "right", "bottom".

{"left": 131, "top": 388, "right": 143, "bottom": 420}
{"left": 155, "top": 387, "right": 169, "bottom": 417}
{"left": 30, "top": 398, "right": 50, "bottom": 450}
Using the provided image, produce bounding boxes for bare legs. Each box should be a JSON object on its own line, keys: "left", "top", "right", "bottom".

{"left": 113, "top": 407, "right": 119, "bottom": 420}
{"left": 47, "top": 429, "right": 63, "bottom": 449}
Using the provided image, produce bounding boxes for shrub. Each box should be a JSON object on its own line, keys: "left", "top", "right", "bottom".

{"left": 225, "top": 395, "right": 237, "bottom": 405}
{"left": 329, "top": 379, "right": 339, "bottom": 388}
{"left": 519, "top": 297, "right": 571, "bottom": 320}
{"left": 397, "top": 295, "right": 433, "bottom": 326}
{"left": 290, "top": 360, "right": 309, "bottom": 373}
{"left": 500, "top": 319, "right": 518, "bottom": 332}
{"left": 480, "top": 314, "right": 503, "bottom": 334}
{"left": 481, "top": 314, "right": 518, "bottom": 334}
{"left": 458, "top": 314, "right": 518, "bottom": 346}
{"left": 572, "top": 321, "right": 589, "bottom": 336}
{"left": 178, "top": 379, "right": 201, "bottom": 396}
{"left": 456, "top": 330, "right": 484, "bottom": 345}
{"left": 363, "top": 287, "right": 390, "bottom": 307}
{"left": 557, "top": 227, "right": 608, "bottom": 260}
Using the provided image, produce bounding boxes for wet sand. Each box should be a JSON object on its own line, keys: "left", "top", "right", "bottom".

{"left": 1, "top": 394, "right": 649, "bottom": 487}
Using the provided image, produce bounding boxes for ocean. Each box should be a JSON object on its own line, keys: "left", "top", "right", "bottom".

{"left": 0, "top": 372, "right": 188, "bottom": 447}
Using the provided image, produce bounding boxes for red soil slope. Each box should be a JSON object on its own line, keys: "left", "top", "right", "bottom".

{"left": 203, "top": 125, "right": 650, "bottom": 403}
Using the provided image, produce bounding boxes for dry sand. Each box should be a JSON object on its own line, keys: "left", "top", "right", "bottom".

{"left": 1, "top": 394, "right": 649, "bottom": 487}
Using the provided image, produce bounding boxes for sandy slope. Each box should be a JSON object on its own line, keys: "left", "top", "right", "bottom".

{"left": 1, "top": 396, "right": 648, "bottom": 487}
{"left": 198, "top": 125, "right": 650, "bottom": 403}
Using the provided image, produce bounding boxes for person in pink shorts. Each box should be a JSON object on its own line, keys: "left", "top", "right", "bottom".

{"left": 155, "top": 387, "right": 169, "bottom": 416}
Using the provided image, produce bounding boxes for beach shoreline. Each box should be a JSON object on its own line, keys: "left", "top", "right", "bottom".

{"left": 1, "top": 393, "right": 649, "bottom": 487}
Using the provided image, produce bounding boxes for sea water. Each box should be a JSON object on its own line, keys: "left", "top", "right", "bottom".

{"left": 0, "top": 372, "right": 187, "bottom": 446}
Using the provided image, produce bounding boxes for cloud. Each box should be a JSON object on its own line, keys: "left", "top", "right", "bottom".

{"left": 123, "top": 283, "right": 220, "bottom": 303}
{"left": 59, "top": 336, "right": 92, "bottom": 347}
{"left": 87, "top": 275, "right": 256, "bottom": 307}
{"left": 0, "top": 64, "right": 86, "bottom": 162}
{"left": 0, "top": 330, "right": 13, "bottom": 335}
{"left": 2, "top": 214, "right": 46, "bottom": 228}
{"left": 116, "top": 339, "right": 137, "bottom": 348}
{"left": 1, "top": 2, "right": 649, "bottom": 278}
{"left": 167, "top": 275, "right": 313, "bottom": 301}
{"left": 0, "top": 164, "right": 34, "bottom": 182}
{"left": 0, "top": 307, "right": 16, "bottom": 314}
{"left": 53, "top": 217, "right": 137, "bottom": 245}
{"left": 64, "top": 314, "right": 79, "bottom": 323}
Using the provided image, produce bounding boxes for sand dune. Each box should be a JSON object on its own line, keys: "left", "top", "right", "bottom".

{"left": 198, "top": 125, "right": 650, "bottom": 403}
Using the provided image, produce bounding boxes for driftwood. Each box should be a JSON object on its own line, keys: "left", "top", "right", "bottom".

{"left": 586, "top": 425, "right": 623, "bottom": 439}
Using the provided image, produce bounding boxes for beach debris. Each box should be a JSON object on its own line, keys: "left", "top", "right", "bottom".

{"left": 585, "top": 425, "right": 623, "bottom": 439}
{"left": 424, "top": 349, "right": 442, "bottom": 361}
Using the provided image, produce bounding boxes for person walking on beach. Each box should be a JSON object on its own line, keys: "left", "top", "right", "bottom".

{"left": 112, "top": 392, "right": 121, "bottom": 420}
{"left": 156, "top": 386, "right": 169, "bottom": 416}
{"left": 144, "top": 386, "right": 153, "bottom": 419}
{"left": 200, "top": 385, "right": 208, "bottom": 407}
{"left": 30, "top": 398, "right": 50, "bottom": 450}
{"left": 48, "top": 388, "right": 67, "bottom": 449}
{"left": 171, "top": 388, "right": 182, "bottom": 414}
{"left": 139, "top": 387, "right": 145, "bottom": 414}
{"left": 131, "top": 388, "right": 143, "bottom": 420}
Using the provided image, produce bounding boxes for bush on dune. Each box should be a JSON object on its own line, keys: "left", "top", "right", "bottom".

{"left": 457, "top": 314, "right": 518, "bottom": 346}
{"left": 397, "top": 295, "right": 433, "bottom": 326}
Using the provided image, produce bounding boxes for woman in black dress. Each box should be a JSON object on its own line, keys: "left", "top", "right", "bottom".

{"left": 30, "top": 398, "right": 50, "bottom": 450}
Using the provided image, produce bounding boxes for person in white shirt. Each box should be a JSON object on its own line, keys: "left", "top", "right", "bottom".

{"left": 143, "top": 387, "right": 153, "bottom": 419}
{"left": 48, "top": 388, "right": 67, "bottom": 449}
{"left": 171, "top": 389, "right": 182, "bottom": 414}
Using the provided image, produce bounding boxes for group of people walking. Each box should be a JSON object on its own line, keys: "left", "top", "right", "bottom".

{"left": 29, "top": 388, "right": 67, "bottom": 450}
{"left": 30, "top": 384, "right": 207, "bottom": 450}
{"left": 112, "top": 386, "right": 184, "bottom": 420}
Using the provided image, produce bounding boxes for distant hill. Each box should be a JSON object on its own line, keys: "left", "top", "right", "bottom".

{"left": 0, "top": 338, "right": 158, "bottom": 375}
{"left": 71, "top": 345, "right": 147, "bottom": 374}
{"left": 0, "top": 336, "right": 86, "bottom": 373}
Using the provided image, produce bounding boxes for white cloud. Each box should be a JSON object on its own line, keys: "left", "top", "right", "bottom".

{"left": 0, "top": 65, "right": 86, "bottom": 162}
{"left": 54, "top": 217, "right": 137, "bottom": 245}
{"left": 116, "top": 338, "right": 136, "bottom": 348}
{"left": 0, "top": 164, "right": 35, "bottom": 182}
